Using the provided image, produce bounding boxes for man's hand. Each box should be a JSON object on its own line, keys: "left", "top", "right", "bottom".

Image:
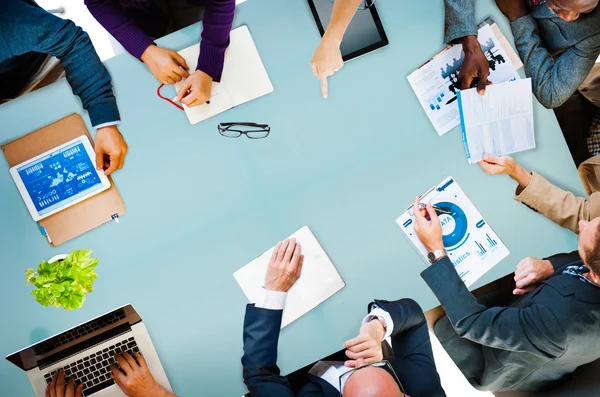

{"left": 141, "top": 45, "right": 189, "bottom": 85}
{"left": 95, "top": 125, "right": 128, "bottom": 176}
{"left": 111, "top": 352, "right": 174, "bottom": 397}
{"left": 343, "top": 320, "right": 385, "bottom": 368}
{"left": 413, "top": 197, "right": 444, "bottom": 252}
{"left": 310, "top": 36, "right": 343, "bottom": 99}
{"left": 495, "top": 0, "right": 529, "bottom": 22}
{"left": 459, "top": 35, "right": 491, "bottom": 95}
{"left": 478, "top": 154, "right": 532, "bottom": 188}
{"left": 46, "top": 369, "right": 83, "bottom": 397}
{"left": 264, "top": 239, "right": 304, "bottom": 292}
{"left": 513, "top": 257, "right": 554, "bottom": 295}
{"left": 173, "top": 70, "right": 212, "bottom": 108}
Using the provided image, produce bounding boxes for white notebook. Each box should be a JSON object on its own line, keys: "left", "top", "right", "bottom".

{"left": 234, "top": 226, "right": 346, "bottom": 328}
{"left": 174, "top": 25, "right": 273, "bottom": 124}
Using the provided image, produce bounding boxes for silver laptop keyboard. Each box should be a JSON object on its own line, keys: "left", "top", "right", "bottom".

{"left": 44, "top": 337, "right": 139, "bottom": 396}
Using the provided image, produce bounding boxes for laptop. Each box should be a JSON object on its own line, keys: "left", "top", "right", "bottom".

{"left": 6, "top": 305, "right": 172, "bottom": 397}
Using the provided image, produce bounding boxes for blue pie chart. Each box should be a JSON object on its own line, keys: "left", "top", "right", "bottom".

{"left": 436, "top": 201, "right": 468, "bottom": 248}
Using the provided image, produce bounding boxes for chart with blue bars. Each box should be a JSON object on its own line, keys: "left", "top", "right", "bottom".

{"left": 475, "top": 234, "right": 498, "bottom": 257}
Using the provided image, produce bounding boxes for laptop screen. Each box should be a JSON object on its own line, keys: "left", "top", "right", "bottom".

{"left": 6, "top": 305, "right": 141, "bottom": 371}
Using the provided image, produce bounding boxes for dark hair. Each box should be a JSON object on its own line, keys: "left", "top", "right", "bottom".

{"left": 583, "top": 222, "right": 600, "bottom": 275}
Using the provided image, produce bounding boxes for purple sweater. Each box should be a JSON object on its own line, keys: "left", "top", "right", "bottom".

{"left": 84, "top": 0, "right": 235, "bottom": 81}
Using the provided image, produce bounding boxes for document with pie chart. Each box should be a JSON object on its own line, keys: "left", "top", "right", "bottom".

{"left": 396, "top": 177, "right": 509, "bottom": 287}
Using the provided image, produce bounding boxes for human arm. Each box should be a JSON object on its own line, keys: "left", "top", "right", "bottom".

{"left": 310, "top": 0, "right": 362, "bottom": 98}
{"left": 173, "top": 0, "right": 235, "bottom": 107}
{"left": 502, "top": 6, "right": 598, "bottom": 108}
{"left": 443, "top": 0, "right": 490, "bottom": 93}
{"left": 111, "top": 352, "right": 177, "bottom": 397}
{"left": 2, "top": 0, "right": 119, "bottom": 128}
{"left": 413, "top": 204, "right": 567, "bottom": 357}
{"left": 421, "top": 256, "right": 566, "bottom": 357}
{"left": 241, "top": 239, "right": 303, "bottom": 397}
{"left": 479, "top": 154, "right": 597, "bottom": 234}
{"left": 84, "top": 0, "right": 189, "bottom": 84}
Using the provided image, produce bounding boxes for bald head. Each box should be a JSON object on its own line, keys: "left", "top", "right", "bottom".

{"left": 548, "top": 0, "right": 598, "bottom": 22}
{"left": 343, "top": 367, "right": 403, "bottom": 397}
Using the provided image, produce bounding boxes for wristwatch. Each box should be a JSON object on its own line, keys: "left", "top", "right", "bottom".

{"left": 427, "top": 249, "right": 447, "bottom": 264}
{"left": 367, "top": 315, "right": 387, "bottom": 335}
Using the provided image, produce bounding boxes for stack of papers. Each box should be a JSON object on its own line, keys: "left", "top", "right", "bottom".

{"left": 407, "top": 24, "right": 520, "bottom": 136}
{"left": 234, "top": 226, "right": 345, "bottom": 328}
{"left": 458, "top": 78, "right": 535, "bottom": 164}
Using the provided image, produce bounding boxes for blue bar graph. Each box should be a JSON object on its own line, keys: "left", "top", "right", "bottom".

{"left": 486, "top": 233, "right": 497, "bottom": 248}
{"left": 475, "top": 240, "right": 487, "bottom": 257}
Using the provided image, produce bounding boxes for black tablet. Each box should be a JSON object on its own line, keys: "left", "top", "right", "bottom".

{"left": 307, "top": 0, "right": 388, "bottom": 61}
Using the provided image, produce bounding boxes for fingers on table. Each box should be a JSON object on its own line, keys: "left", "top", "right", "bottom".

{"left": 320, "top": 75, "right": 328, "bottom": 99}
{"left": 277, "top": 239, "right": 290, "bottom": 262}
{"left": 269, "top": 241, "right": 283, "bottom": 265}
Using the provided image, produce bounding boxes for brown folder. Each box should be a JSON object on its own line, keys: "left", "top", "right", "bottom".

{"left": 2, "top": 113, "right": 125, "bottom": 246}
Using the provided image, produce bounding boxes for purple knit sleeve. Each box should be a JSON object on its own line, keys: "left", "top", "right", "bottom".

{"left": 197, "top": 0, "right": 235, "bottom": 82}
{"left": 84, "top": 0, "right": 155, "bottom": 60}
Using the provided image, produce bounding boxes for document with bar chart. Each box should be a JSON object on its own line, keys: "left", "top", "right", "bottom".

{"left": 396, "top": 177, "right": 509, "bottom": 287}
{"left": 458, "top": 78, "right": 535, "bottom": 164}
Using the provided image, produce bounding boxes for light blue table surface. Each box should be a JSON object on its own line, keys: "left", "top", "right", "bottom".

{"left": 0, "top": 0, "right": 586, "bottom": 395}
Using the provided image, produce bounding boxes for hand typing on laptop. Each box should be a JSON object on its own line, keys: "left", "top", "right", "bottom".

{"left": 110, "top": 352, "right": 177, "bottom": 397}
{"left": 47, "top": 369, "right": 83, "bottom": 397}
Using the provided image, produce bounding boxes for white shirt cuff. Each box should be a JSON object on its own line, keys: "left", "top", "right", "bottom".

{"left": 255, "top": 289, "right": 287, "bottom": 310}
{"left": 362, "top": 306, "right": 394, "bottom": 340}
{"left": 94, "top": 121, "right": 120, "bottom": 129}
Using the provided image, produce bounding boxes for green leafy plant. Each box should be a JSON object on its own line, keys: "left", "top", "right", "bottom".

{"left": 25, "top": 249, "right": 99, "bottom": 311}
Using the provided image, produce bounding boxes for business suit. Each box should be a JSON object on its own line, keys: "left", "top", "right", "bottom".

{"left": 241, "top": 298, "right": 446, "bottom": 397}
{"left": 422, "top": 252, "right": 600, "bottom": 391}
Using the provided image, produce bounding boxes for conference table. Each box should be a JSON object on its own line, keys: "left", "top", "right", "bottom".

{"left": 0, "top": 0, "right": 586, "bottom": 395}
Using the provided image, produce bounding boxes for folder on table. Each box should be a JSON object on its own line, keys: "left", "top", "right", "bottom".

{"left": 2, "top": 113, "right": 125, "bottom": 246}
{"left": 174, "top": 25, "right": 274, "bottom": 124}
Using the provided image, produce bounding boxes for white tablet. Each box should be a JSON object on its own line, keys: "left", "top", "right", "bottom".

{"left": 9, "top": 135, "right": 111, "bottom": 221}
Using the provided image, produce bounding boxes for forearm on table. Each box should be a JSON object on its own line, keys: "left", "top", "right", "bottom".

{"left": 197, "top": 0, "right": 235, "bottom": 81}
{"left": 421, "top": 257, "right": 566, "bottom": 356}
{"left": 443, "top": 0, "right": 477, "bottom": 44}
{"left": 514, "top": 171, "right": 590, "bottom": 234}
{"left": 511, "top": 15, "right": 595, "bottom": 109}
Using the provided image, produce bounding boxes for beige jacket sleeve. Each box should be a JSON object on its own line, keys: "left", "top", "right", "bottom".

{"left": 514, "top": 171, "right": 600, "bottom": 234}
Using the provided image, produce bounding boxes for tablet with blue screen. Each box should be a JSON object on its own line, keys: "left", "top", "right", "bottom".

{"left": 9, "top": 136, "right": 111, "bottom": 221}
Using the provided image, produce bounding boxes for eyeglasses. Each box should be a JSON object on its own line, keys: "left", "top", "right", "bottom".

{"left": 330, "top": 0, "right": 375, "bottom": 10}
{"left": 218, "top": 122, "right": 270, "bottom": 139}
{"left": 338, "top": 360, "right": 405, "bottom": 396}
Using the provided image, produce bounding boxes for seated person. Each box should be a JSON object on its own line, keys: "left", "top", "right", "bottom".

{"left": 85, "top": 0, "right": 235, "bottom": 107}
{"left": 479, "top": 154, "right": 600, "bottom": 234}
{"left": 413, "top": 196, "right": 600, "bottom": 391}
{"left": 0, "top": 0, "right": 128, "bottom": 176}
{"left": 310, "top": 0, "right": 363, "bottom": 98}
{"left": 444, "top": 0, "right": 600, "bottom": 107}
{"left": 241, "top": 238, "right": 446, "bottom": 397}
{"left": 46, "top": 352, "right": 176, "bottom": 397}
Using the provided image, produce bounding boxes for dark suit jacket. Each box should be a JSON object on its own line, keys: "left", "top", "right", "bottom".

{"left": 241, "top": 298, "right": 446, "bottom": 397}
{"left": 421, "top": 251, "right": 600, "bottom": 392}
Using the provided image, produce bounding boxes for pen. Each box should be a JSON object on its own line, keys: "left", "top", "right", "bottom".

{"left": 418, "top": 203, "right": 451, "bottom": 215}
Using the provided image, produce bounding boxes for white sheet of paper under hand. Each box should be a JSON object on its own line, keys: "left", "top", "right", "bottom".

{"left": 233, "top": 226, "right": 346, "bottom": 328}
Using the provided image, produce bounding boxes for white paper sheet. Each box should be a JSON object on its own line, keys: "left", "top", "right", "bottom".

{"left": 458, "top": 78, "right": 535, "bottom": 164}
{"left": 234, "top": 226, "right": 345, "bottom": 328}
{"left": 396, "top": 177, "right": 509, "bottom": 288}
{"left": 407, "top": 24, "right": 520, "bottom": 136}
